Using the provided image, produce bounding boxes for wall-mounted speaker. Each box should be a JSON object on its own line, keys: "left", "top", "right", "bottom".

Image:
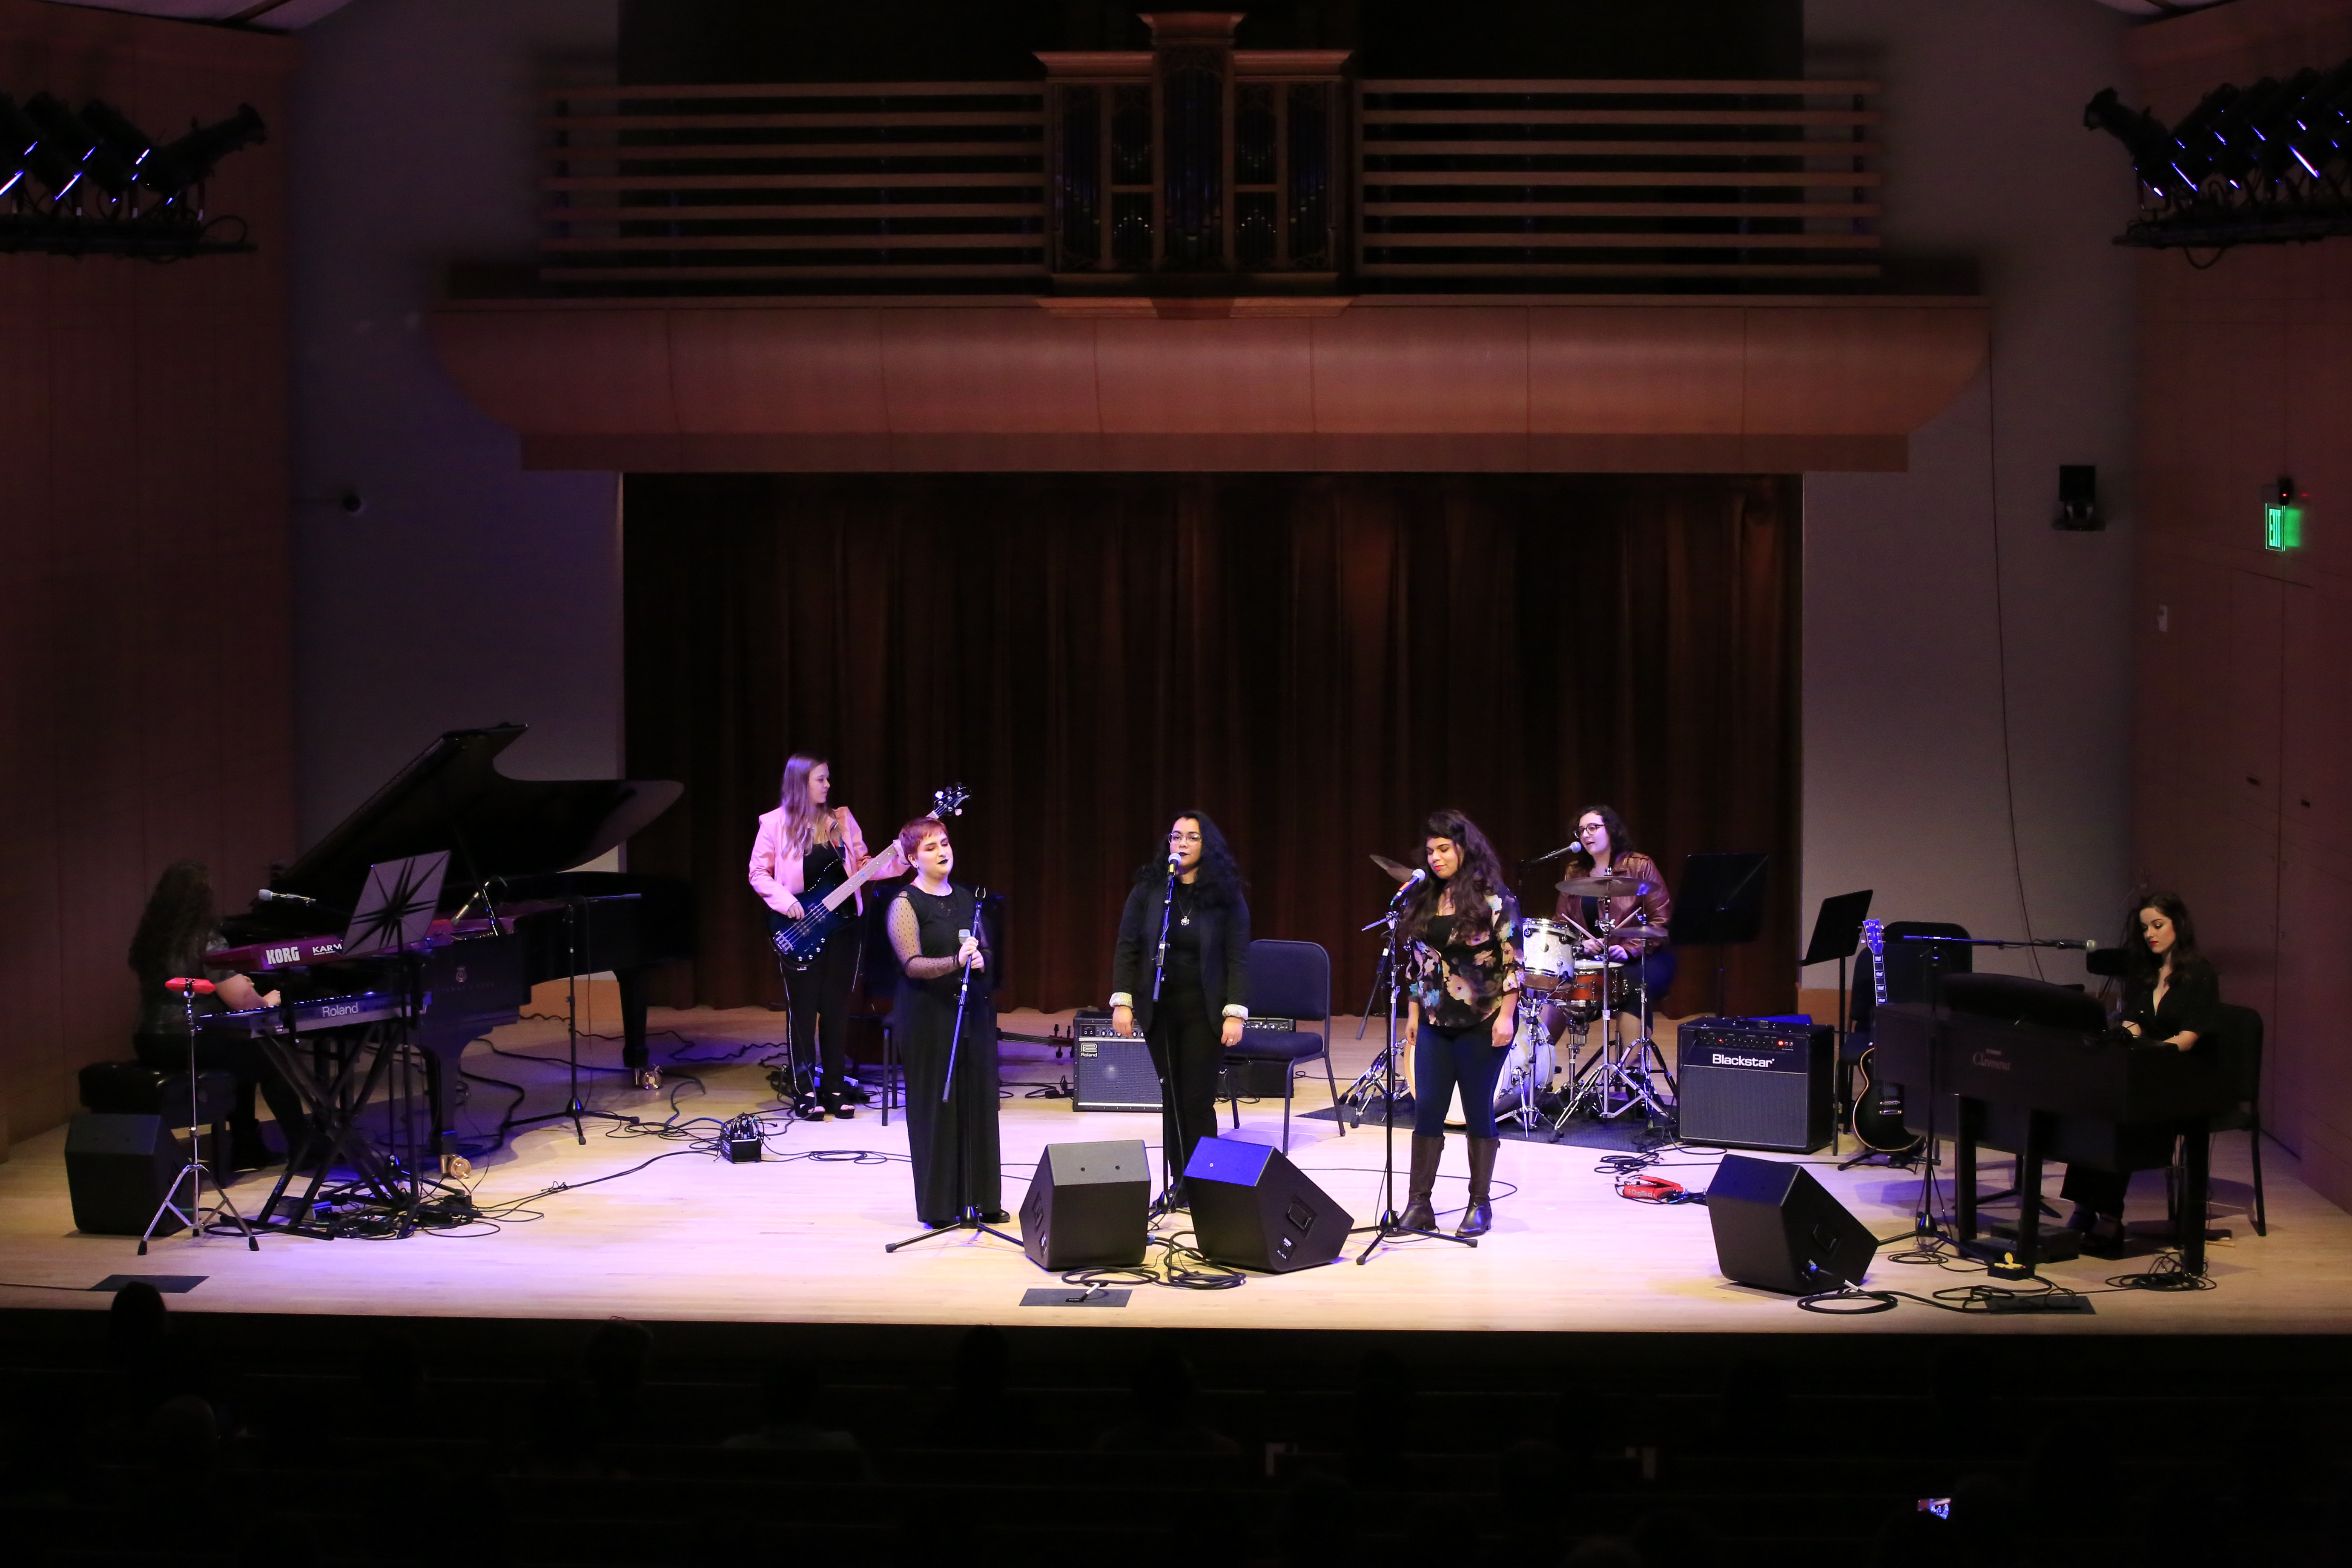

{"left": 1183, "top": 1136, "right": 1351, "bottom": 1273}
{"left": 1019, "top": 1138, "right": 1150, "bottom": 1270}
{"left": 1705, "top": 1152, "right": 1879, "bottom": 1295}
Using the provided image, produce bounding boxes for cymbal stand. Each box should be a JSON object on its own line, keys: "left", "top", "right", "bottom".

{"left": 1338, "top": 926, "right": 1406, "bottom": 1121}
{"left": 140, "top": 979, "right": 258, "bottom": 1256}
{"left": 1356, "top": 899, "right": 1474, "bottom": 1263}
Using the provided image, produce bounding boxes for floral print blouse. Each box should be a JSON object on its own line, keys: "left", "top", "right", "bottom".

{"left": 1407, "top": 889, "right": 1523, "bottom": 1029}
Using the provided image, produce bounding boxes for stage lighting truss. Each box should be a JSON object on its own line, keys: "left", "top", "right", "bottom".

{"left": 0, "top": 92, "right": 265, "bottom": 258}
{"left": 2087, "top": 59, "right": 2352, "bottom": 252}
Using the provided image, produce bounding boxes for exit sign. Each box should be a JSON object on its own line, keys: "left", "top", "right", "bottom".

{"left": 2266, "top": 502, "right": 2303, "bottom": 551}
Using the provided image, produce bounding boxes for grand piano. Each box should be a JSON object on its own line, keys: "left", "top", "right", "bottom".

{"left": 211, "top": 725, "right": 694, "bottom": 1168}
{"left": 1872, "top": 973, "right": 2240, "bottom": 1274}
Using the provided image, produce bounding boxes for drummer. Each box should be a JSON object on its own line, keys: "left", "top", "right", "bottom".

{"left": 1550, "top": 804, "right": 1675, "bottom": 1028}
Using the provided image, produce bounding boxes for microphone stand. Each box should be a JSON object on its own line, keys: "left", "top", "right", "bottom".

{"left": 1358, "top": 884, "right": 1474, "bottom": 1264}
{"left": 887, "top": 887, "right": 1030, "bottom": 1259}
{"left": 1145, "top": 856, "right": 1191, "bottom": 1216}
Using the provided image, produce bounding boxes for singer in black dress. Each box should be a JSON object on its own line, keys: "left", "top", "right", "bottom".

{"left": 885, "top": 815, "right": 1003, "bottom": 1227}
{"left": 1109, "top": 811, "right": 1251, "bottom": 1198}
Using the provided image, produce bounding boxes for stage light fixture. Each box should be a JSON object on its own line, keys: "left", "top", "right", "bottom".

{"left": 151, "top": 104, "right": 267, "bottom": 200}
{"left": 22, "top": 93, "right": 138, "bottom": 198}
{"left": 0, "top": 93, "right": 77, "bottom": 200}
{"left": 80, "top": 100, "right": 161, "bottom": 191}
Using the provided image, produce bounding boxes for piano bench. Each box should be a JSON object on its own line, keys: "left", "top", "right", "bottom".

{"left": 79, "top": 1062, "right": 235, "bottom": 1129}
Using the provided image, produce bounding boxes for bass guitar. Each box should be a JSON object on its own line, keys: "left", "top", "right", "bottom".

{"left": 769, "top": 783, "right": 969, "bottom": 968}
{"left": 1849, "top": 917, "right": 1923, "bottom": 1155}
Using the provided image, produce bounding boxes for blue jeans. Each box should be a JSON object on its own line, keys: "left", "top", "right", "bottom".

{"left": 1412, "top": 1017, "right": 1509, "bottom": 1138}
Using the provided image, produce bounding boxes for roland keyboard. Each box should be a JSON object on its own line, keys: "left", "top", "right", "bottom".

{"left": 194, "top": 990, "right": 409, "bottom": 1038}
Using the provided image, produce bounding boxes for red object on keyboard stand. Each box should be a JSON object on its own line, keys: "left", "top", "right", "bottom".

{"left": 164, "top": 977, "right": 216, "bottom": 995}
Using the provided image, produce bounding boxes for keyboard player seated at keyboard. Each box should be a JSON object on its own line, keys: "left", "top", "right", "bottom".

{"left": 128, "top": 860, "right": 310, "bottom": 1172}
{"left": 2064, "top": 891, "right": 2220, "bottom": 1251}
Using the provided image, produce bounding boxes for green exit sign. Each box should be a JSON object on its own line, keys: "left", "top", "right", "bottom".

{"left": 2266, "top": 502, "right": 2304, "bottom": 551}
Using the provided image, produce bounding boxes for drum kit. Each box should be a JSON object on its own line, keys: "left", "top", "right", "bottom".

{"left": 1340, "top": 858, "right": 1678, "bottom": 1132}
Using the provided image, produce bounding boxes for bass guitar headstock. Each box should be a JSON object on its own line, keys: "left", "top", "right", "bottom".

{"left": 933, "top": 783, "right": 971, "bottom": 818}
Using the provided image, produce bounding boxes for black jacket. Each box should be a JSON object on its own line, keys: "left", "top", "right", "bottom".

{"left": 2125, "top": 957, "right": 2220, "bottom": 1044}
{"left": 1110, "top": 878, "right": 1251, "bottom": 1036}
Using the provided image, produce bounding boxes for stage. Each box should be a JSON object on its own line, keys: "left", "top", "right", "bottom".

{"left": 1, "top": 1009, "right": 2341, "bottom": 1336}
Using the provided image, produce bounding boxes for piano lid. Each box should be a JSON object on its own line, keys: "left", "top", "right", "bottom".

{"left": 267, "top": 726, "right": 683, "bottom": 910}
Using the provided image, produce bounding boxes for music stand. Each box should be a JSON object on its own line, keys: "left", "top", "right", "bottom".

{"left": 1666, "top": 852, "right": 1769, "bottom": 1019}
{"left": 341, "top": 851, "right": 448, "bottom": 957}
{"left": 1801, "top": 890, "right": 1874, "bottom": 1040}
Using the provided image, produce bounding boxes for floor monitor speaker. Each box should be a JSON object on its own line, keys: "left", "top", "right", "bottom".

{"left": 1019, "top": 1138, "right": 1150, "bottom": 1270}
{"left": 1183, "top": 1136, "right": 1352, "bottom": 1273}
{"left": 1705, "top": 1152, "right": 1878, "bottom": 1295}
{"left": 65, "top": 1114, "right": 188, "bottom": 1238}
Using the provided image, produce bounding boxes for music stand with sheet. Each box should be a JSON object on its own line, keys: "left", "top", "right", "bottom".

{"left": 1801, "top": 889, "right": 1874, "bottom": 1040}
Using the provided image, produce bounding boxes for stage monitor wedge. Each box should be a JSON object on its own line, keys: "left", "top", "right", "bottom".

{"left": 1705, "top": 1152, "right": 1878, "bottom": 1295}
{"left": 1020, "top": 1139, "right": 1150, "bottom": 1271}
{"left": 1183, "top": 1136, "right": 1352, "bottom": 1273}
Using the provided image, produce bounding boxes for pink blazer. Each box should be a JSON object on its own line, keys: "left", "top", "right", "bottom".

{"left": 748, "top": 805, "right": 872, "bottom": 917}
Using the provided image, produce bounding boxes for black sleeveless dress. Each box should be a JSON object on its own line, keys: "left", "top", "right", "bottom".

{"left": 890, "top": 883, "right": 1002, "bottom": 1225}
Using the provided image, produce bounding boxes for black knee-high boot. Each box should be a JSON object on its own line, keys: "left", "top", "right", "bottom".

{"left": 1403, "top": 1135, "right": 1443, "bottom": 1231}
{"left": 1459, "top": 1136, "right": 1499, "bottom": 1236}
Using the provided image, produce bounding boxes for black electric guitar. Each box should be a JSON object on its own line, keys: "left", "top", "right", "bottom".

{"left": 769, "top": 783, "right": 968, "bottom": 967}
{"left": 1849, "top": 918, "right": 1923, "bottom": 1154}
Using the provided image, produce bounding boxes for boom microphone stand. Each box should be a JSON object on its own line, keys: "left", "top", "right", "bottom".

{"left": 1357, "top": 880, "right": 1475, "bottom": 1264}
{"left": 886, "top": 888, "right": 1029, "bottom": 1258}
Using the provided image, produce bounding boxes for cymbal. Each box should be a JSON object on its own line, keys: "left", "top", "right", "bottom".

{"left": 1555, "top": 872, "right": 1647, "bottom": 898}
{"left": 1371, "top": 854, "right": 1419, "bottom": 884}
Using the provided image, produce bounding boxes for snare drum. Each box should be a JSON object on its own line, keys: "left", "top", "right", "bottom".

{"left": 1557, "top": 958, "right": 1607, "bottom": 1017}
{"left": 1518, "top": 918, "right": 1581, "bottom": 992}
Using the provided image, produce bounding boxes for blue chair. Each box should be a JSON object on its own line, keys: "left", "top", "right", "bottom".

{"left": 1220, "top": 939, "right": 1340, "bottom": 1152}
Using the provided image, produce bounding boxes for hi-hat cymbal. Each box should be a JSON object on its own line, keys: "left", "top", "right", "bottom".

{"left": 1555, "top": 872, "right": 1648, "bottom": 898}
{"left": 1371, "top": 854, "right": 1419, "bottom": 884}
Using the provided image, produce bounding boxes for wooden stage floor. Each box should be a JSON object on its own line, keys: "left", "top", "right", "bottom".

{"left": 2, "top": 1008, "right": 2344, "bottom": 1336}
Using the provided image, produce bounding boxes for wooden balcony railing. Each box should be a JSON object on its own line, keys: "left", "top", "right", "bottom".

{"left": 539, "top": 81, "right": 1047, "bottom": 289}
{"left": 1356, "top": 78, "right": 1881, "bottom": 283}
{"left": 535, "top": 69, "right": 1884, "bottom": 293}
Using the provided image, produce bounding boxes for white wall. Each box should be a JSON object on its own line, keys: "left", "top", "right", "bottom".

{"left": 287, "top": 0, "right": 622, "bottom": 843}
{"left": 1802, "top": 0, "right": 2142, "bottom": 984}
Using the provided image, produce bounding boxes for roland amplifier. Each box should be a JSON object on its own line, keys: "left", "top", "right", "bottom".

{"left": 1676, "top": 1018, "right": 1833, "bottom": 1153}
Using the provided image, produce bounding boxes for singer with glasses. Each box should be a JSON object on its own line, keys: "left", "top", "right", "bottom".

{"left": 885, "top": 816, "right": 1003, "bottom": 1228}
{"left": 2063, "top": 891, "right": 2220, "bottom": 1253}
{"left": 1110, "top": 811, "right": 1251, "bottom": 1203}
{"left": 1398, "top": 810, "right": 1522, "bottom": 1237}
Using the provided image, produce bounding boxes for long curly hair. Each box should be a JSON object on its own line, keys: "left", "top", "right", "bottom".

{"left": 128, "top": 860, "right": 216, "bottom": 985}
{"left": 1131, "top": 808, "right": 1244, "bottom": 908}
{"left": 2122, "top": 891, "right": 2205, "bottom": 987}
{"left": 1399, "top": 809, "right": 1510, "bottom": 944}
{"left": 1563, "top": 802, "right": 1636, "bottom": 873}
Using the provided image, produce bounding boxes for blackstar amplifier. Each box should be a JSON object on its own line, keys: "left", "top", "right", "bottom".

{"left": 1070, "top": 1010, "right": 1297, "bottom": 1112}
{"left": 1676, "top": 1017, "right": 1834, "bottom": 1152}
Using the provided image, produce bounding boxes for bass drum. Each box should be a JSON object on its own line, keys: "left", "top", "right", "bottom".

{"left": 1494, "top": 1010, "right": 1555, "bottom": 1108}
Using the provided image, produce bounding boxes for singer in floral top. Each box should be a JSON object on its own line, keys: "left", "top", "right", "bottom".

{"left": 1397, "top": 809, "right": 1523, "bottom": 1238}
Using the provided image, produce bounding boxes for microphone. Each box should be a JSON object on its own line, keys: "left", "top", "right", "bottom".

{"left": 1167, "top": 851, "right": 1181, "bottom": 876}
{"left": 165, "top": 977, "right": 217, "bottom": 995}
{"left": 257, "top": 889, "right": 320, "bottom": 906}
{"left": 2048, "top": 938, "right": 2101, "bottom": 952}
{"left": 957, "top": 927, "right": 973, "bottom": 966}
{"left": 1390, "top": 867, "right": 1427, "bottom": 902}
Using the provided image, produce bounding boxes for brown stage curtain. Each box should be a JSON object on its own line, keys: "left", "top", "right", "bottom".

{"left": 624, "top": 473, "right": 1800, "bottom": 1019}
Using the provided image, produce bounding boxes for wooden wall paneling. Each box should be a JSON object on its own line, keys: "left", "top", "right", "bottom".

{"left": 1093, "top": 316, "right": 1318, "bottom": 434}
{"left": 1309, "top": 306, "right": 1533, "bottom": 434}
{"left": 2277, "top": 582, "right": 2351, "bottom": 1167}
{"left": 666, "top": 308, "right": 892, "bottom": 434}
{"left": 1526, "top": 306, "right": 1744, "bottom": 435}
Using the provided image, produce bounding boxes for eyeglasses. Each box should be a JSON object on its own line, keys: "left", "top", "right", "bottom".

{"left": 1168, "top": 831, "right": 1203, "bottom": 843}
{"left": 1577, "top": 823, "right": 1606, "bottom": 835}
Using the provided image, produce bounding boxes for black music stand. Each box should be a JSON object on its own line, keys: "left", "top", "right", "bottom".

{"left": 1801, "top": 891, "right": 1873, "bottom": 1036}
{"left": 1666, "top": 852, "right": 1769, "bottom": 1019}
